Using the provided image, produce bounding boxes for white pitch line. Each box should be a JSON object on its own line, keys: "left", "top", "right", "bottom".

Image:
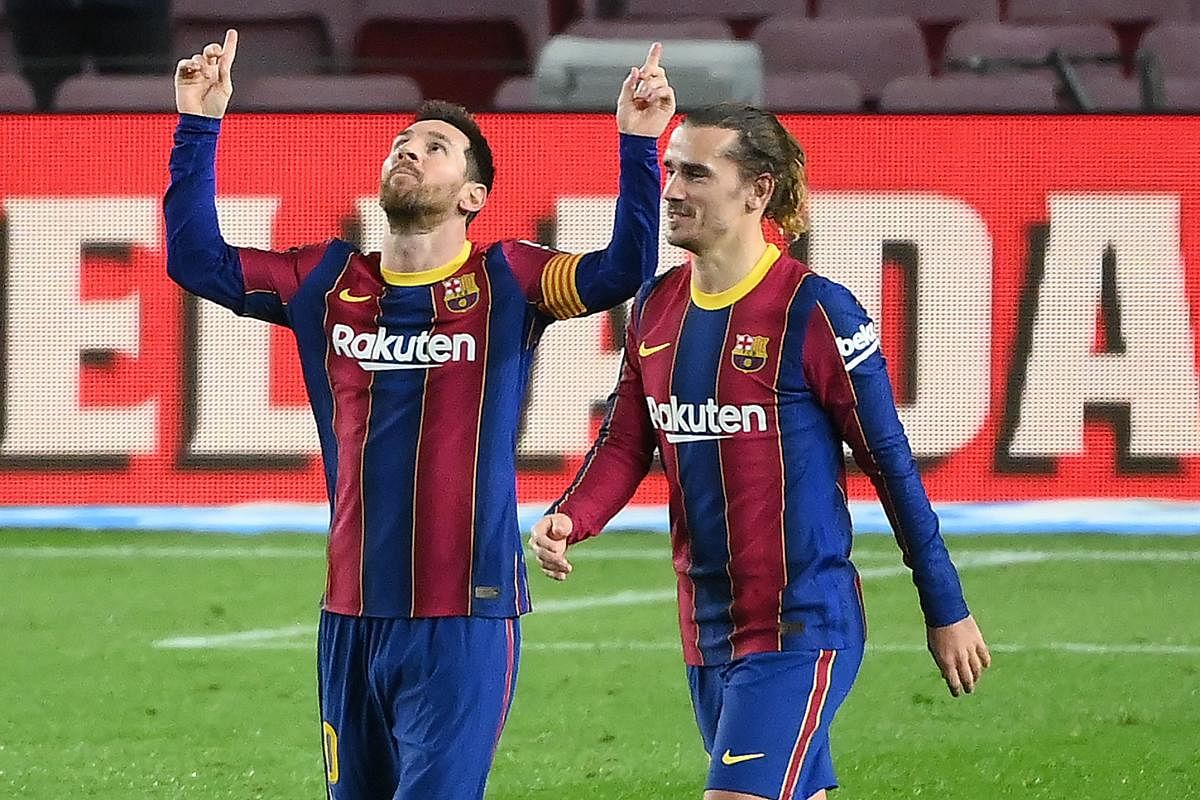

{"left": 952, "top": 549, "right": 1200, "bottom": 564}
{"left": 533, "top": 588, "right": 676, "bottom": 613}
{"left": 155, "top": 623, "right": 313, "bottom": 649}
{"left": 525, "top": 641, "right": 1200, "bottom": 656}
{"left": 0, "top": 544, "right": 673, "bottom": 561}
{"left": 868, "top": 642, "right": 1200, "bottom": 656}
{"left": 152, "top": 590, "right": 678, "bottom": 649}
{"left": 6, "top": 543, "right": 1200, "bottom": 565}
{"left": 0, "top": 545, "right": 325, "bottom": 559}
{"left": 157, "top": 635, "right": 1200, "bottom": 656}
{"left": 150, "top": 548, "right": 1200, "bottom": 651}
{"left": 8, "top": 543, "right": 1200, "bottom": 564}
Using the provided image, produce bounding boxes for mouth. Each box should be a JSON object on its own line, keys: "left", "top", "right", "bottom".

{"left": 389, "top": 165, "right": 421, "bottom": 181}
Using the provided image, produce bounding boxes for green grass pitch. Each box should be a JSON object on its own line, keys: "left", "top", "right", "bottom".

{"left": 0, "top": 529, "right": 1197, "bottom": 799}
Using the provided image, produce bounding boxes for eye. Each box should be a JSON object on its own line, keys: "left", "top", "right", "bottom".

{"left": 430, "top": 141, "right": 445, "bottom": 153}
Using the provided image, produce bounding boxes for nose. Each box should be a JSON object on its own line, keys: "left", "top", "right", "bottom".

{"left": 662, "top": 172, "right": 685, "bottom": 201}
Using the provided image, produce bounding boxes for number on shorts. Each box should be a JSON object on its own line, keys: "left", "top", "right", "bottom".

{"left": 322, "top": 721, "right": 339, "bottom": 784}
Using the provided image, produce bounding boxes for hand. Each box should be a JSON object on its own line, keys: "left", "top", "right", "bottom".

{"left": 175, "top": 28, "right": 238, "bottom": 118}
{"left": 926, "top": 614, "right": 991, "bottom": 697}
{"left": 528, "top": 514, "right": 574, "bottom": 581}
{"left": 616, "top": 42, "right": 676, "bottom": 137}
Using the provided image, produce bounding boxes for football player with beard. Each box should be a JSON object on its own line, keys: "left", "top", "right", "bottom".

{"left": 165, "top": 29, "right": 675, "bottom": 800}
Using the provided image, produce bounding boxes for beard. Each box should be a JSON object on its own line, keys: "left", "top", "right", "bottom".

{"left": 379, "top": 174, "right": 460, "bottom": 233}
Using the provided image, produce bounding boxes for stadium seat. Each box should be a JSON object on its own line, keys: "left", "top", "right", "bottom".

{"left": 763, "top": 72, "right": 863, "bottom": 111}
{"left": 54, "top": 73, "right": 176, "bottom": 112}
{"left": 353, "top": 0, "right": 550, "bottom": 110}
{"left": 236, "top": 75, "right": 422, "bottom": 112}
{"left": 1007, "top": 0, "right": 1189, "bottom": 24}
{"left": 492, "top": 76, "right": 537, "bottom": 110}
{"left": 755, "top": 16, "right": 928, "bottom": 99}
{"left": 0, "top": 73, "right": 35, "bottom": 111}
{"left": 1079, "top": 72, "right": 1145, "bottom": 109}
{"left": 814, "top": 0, "right": 998, "bottom": 69}
{"left": 172, "top": 0, "right": 344, "bottom": 75}
{"left": 878, "top": 73, "right": 1058, "bottom": 110}
{"left": 1163, "top": 76, "right": 1200, "bottom": 107}
{"left": 585, "top": 0, "right": 788, "bottom": 23}
{"left": 566, "top": 18, "right": 732, "bottom": 39}
{"left": 816, "top": 0, "right": 998, "bottom": 24}
{"left": 534, "top": 36, "right": 763, "bottom": 109}
{"left": 0, "top": 22, "right": 15, "bottom": 72}
{"left": 1065, "top": 64, "right": 1145, "bottom": 109}
{"left": 944, "top": 22, "right": 1120, "bottom": 68}
{"left": 1139, "top": 24, "right": 1200, "bottom": 77}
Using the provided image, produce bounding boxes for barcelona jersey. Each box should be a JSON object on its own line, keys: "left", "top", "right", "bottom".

{"left": 553, "top": 245, "right": 969, "bottom": 665}
{"left": 164, "top": 114, "right": 661, "bottom": 619}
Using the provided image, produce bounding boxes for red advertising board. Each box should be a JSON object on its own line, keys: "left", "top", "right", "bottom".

{"left": 0, "top": 113, "right": 1197, "bottom": 504}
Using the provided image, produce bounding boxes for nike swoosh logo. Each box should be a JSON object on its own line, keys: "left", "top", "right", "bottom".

{"left": 638, "top": 341, "right": 672, "bottom": 357}
{"left": 721, "top": 750, "right": 765, "bottom": 766}
{"left": 338, "top": 289, "right": 373, "bottom": 303}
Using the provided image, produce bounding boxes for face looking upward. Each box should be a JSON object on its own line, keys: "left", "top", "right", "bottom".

{"left": 661, "top": 124, "right": 774, "bottom": 256}
{"left": 379, "top": 119, "right": 487, "bottom": 230}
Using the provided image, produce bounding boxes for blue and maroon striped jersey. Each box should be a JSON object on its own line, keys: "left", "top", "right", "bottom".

{"left": 552, "top": 245, "right": 969, "bottom": 666}
{"left": 164, "top": 114, "right": 661, "bottom": 619}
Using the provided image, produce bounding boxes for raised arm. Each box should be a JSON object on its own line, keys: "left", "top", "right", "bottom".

{"left": 165, "top": 28, "right": 325, "bottom": 325}
{"left": 503, "top": 44, "right": 674, "bottom": 320}
{"left": 572, "top": 42, "right": 675, "bottom": 310}
{"left": 801, "top": 278, "right": 990, "bottom": 695}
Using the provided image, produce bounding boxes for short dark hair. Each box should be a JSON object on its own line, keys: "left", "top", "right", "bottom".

{"left": 682, "top": 104, "right": 809, "bottom": 239}
{"left": 413, "top": 100, "right": 494, "bottom": 226}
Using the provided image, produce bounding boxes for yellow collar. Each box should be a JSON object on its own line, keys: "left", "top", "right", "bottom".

{"left": 691, "top": 244, "right": 781, "bottom": 310}
{"left": 380, "top": 241, "right": 473, "bottom": 286}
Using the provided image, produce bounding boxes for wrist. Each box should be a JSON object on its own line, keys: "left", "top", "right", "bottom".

{"left": 618, "top": 131, "right": 659, "bottom": 158}
{"left": 177, "top": 113, "right": 222, "bottom": 134}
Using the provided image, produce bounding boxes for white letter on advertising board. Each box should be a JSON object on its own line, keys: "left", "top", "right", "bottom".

{"left": 187, "top": 198, "right": 320, "bottom": 457}
{"left": 809, "top": 194, "right": 993, "bottom": 459}
{"left": 0, "top": 198, "right": 157, "bottom": 457}
{"left": 516, "top": 197, "right": 649, "bottom": 458}
{"left": 1010, "top": 195, "right": 1200, "bottom": 457}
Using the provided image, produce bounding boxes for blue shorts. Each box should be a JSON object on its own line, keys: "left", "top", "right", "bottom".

{"left": 687, "top": 647, "right": 863, "bottom": 800}
{"left": 317, "top": 611, "right": 520, "bottom": 800}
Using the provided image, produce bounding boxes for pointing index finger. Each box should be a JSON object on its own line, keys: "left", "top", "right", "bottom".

{"left": 640, "top": 41, "right": 662, "bottom": 74}
{"left": 220, "top": 28, "right": 238, "bottom": 67}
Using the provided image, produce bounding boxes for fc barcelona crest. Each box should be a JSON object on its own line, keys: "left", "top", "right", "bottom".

{"left": 731, "top": 333, "right": 769, "bottom": 374}
{"left": 442, "top": 273, "right": 480, "bottom": 313}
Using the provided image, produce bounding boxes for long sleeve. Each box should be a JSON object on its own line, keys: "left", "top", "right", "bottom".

{"left": 550, "top": 312, "right": 658, "bottom": 544}
{"left": 163, "top": 114, "right": 326, "bottom": 326}
{"left": 163, "top": 114, "right": 249, "bottom": 313}
{"left": 801, "top": 278, "right": 969, "bottom": 628}
{"left": 502, "top": 133, "right": 661, "bottom": 319}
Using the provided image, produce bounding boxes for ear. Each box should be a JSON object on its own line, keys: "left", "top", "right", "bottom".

{"left": 459, "top": 182, "right": 488, "bottom": 216}
{"left": 746, "top": 172, "right": 775, "bottom": 213}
